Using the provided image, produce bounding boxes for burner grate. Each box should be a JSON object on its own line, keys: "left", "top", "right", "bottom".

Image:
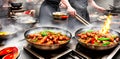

{"left": 75, "top": 43, "right": 116, "bottom": 59}
{"left": 58, "top": 50, "right": 87, "bottom": 59}
{"left": 24, "top": 44, "right": 88, "bottom": 59}
{"left": 24, "top": 44, "right": 70, "bottom": 59}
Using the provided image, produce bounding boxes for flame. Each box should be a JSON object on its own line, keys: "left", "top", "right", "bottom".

{"left": 100, "top": 14, "right": 112, "bottom": 34}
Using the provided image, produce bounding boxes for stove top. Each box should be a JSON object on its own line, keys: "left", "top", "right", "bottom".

{"left": 24, "top": 44, "right": 88, "bottom": 59}
{"left": 75, "top": 43, "right": 117, "bottom": 59}
{"left": 24, "top": 44, "right": 69, "bottom": 59}
{"left": 24, "top": 40, "right": 120, "bottom": 59}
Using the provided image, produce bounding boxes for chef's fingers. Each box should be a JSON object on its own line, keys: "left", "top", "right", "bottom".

{"left": 67, "top": 7, "right": 77, "bottom": 17}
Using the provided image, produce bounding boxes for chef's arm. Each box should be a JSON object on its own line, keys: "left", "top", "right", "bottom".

{"left": 88, "top": 0, "right": 106, "bottom": 12}
{"left": 61, "top": 0, "right": 77, "bottom": 16}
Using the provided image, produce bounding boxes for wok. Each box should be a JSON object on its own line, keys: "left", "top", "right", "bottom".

{"left": 75, "top": 27, "right": 120, "bottom": 50}
{"left": 24, "top": 27, "right": 72, "bottom": 50}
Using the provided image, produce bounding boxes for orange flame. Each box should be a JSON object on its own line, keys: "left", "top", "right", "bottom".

{"left": 100, "top": 14, "right": 112, "bottom": 34}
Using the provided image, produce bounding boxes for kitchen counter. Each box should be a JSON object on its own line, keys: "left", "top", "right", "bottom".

{"left": 0, "top": 13, "right": 120, "bottom": 59}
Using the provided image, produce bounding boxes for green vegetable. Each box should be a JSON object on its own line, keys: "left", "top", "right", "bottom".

{"left": 40, "top": 30, "right": 53, "bottom": 36}
{"left": 102, "top": 41, "right": 110, "bottom": 46}
{"left": 86, "top": 30, "right": 94, "bottom": 33}
{"left": 33, "top": 38, "right": 38, "bottom": 42}
{"left": 82, "top": 30, "right": 94, "bottom": 34}
{"left": 98, "top": 37, "right": 110, "bottom": 41}
{"left": 40, "top": 31, "right": 48, "bottom": 36}
{"left": 94, "top": 42, "right": 99, "bottom": 45}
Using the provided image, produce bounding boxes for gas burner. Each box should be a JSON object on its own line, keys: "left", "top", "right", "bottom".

{"left": 58, "top": 50, "right": 87, "bottom": 59}
{"left": 24, "top": 44, "right": 70, "bottom": 59}
{"left": 24, "top": 44, "right": 88, "bottom": 59}
{"left": 75, "top": 43, "right": 116, "bottom": 59}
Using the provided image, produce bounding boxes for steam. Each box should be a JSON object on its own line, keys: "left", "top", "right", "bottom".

{"left": 1, "top": 24, "right": 23, "bottom": 34}
{"left": 0, "top": 16, "right": 35, "bottom": 39}
{"left": 0, "top": 17, "right": 34, "bottom": 48}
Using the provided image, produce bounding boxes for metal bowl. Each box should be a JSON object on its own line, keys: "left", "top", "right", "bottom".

{"left": 52, "top": 12, "right": 68, "bottom": 20}
{"left": 0, "top": 31, "right": 14, "bottom": 39}
{"left": 75, "top": 27, "right": 120, "bottom": 50}
{"left": 24, "top": 27, "right": 72, "bottom": 50}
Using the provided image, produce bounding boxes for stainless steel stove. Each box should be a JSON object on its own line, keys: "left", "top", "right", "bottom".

{"left": 24, "top": 38, "right": 120, "bottom": 59}
{"left": 24, "top": 44, "right": 88, "bottom": 59}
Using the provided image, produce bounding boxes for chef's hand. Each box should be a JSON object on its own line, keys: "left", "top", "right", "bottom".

{"left": 95, "top": 6, "right": 106, "bottom": 13}
{"left": 67, "top": 6, "right": 77, "bottom": 17}
{"left": 59, "top": 2, "right": 67, "bottom": 9}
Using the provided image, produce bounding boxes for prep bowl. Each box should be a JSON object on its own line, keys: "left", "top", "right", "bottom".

{"left": 0, "top": 31, "right": 14, "bottom": 39}
{"left": 52, "top": 12, "right": 68, "bottom": 20}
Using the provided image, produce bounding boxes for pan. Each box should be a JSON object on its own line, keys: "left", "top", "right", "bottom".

{"left": 75, "top": 27, "right": 120, "bottom": 50}
{"left": 24, "top": 27, "right": 72, "bottom": 50}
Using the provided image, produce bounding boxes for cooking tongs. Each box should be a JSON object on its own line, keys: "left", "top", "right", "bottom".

{"left": 75, "top": 14, "right": 91, "bottom": 26}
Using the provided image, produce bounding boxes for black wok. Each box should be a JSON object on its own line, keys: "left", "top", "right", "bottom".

{"left": 75, "top": 27, "right": 120, "bottom": 50}
{"left": 24, "top": 27, "right": 72, "bottom": 50}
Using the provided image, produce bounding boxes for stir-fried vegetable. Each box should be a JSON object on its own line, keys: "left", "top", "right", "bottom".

{"left": 40, "top": 30, "right": 53, "bottom": 36}
{"left": 102, "top": 41, "right": 110, "bottom": 46}
{"left": 86, "top": 30, "right": 94, "bottom": 33}
{"left": 77, "top": 30, "right": 119, "bottom": 46}
{"left": 27, "top": 30, "right": 70, "bottom": 45}
{"left": 98, "top": 38, "right": 110, "bottom": 41}
{"left": 82, "top": 30, "right": 94, "bottom": 34}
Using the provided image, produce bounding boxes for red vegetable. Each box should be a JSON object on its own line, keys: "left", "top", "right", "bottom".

{"left": 0, "top": 47, "right": 19, "bottom": 59}
{"left": 2, "top": 53, "right": 14, "bottom": 59}
{"left": 91, "top": 38, "right": 95, "bottom": 44}
{"left": 61, "top": 15, "right": 68, "bottom": 20}
{"left": 0, "top": 47, "right": 17, "bottom": 56}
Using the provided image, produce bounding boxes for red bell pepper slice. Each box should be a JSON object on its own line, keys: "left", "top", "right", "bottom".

{"left": 2, "top": 53, "right": 14, "bottom": 59}
{"left": 91, "top": 38, "right": 95, "bottom": 44}
{"left": 0, "top": 47, "right": 18, "bottom": 56}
